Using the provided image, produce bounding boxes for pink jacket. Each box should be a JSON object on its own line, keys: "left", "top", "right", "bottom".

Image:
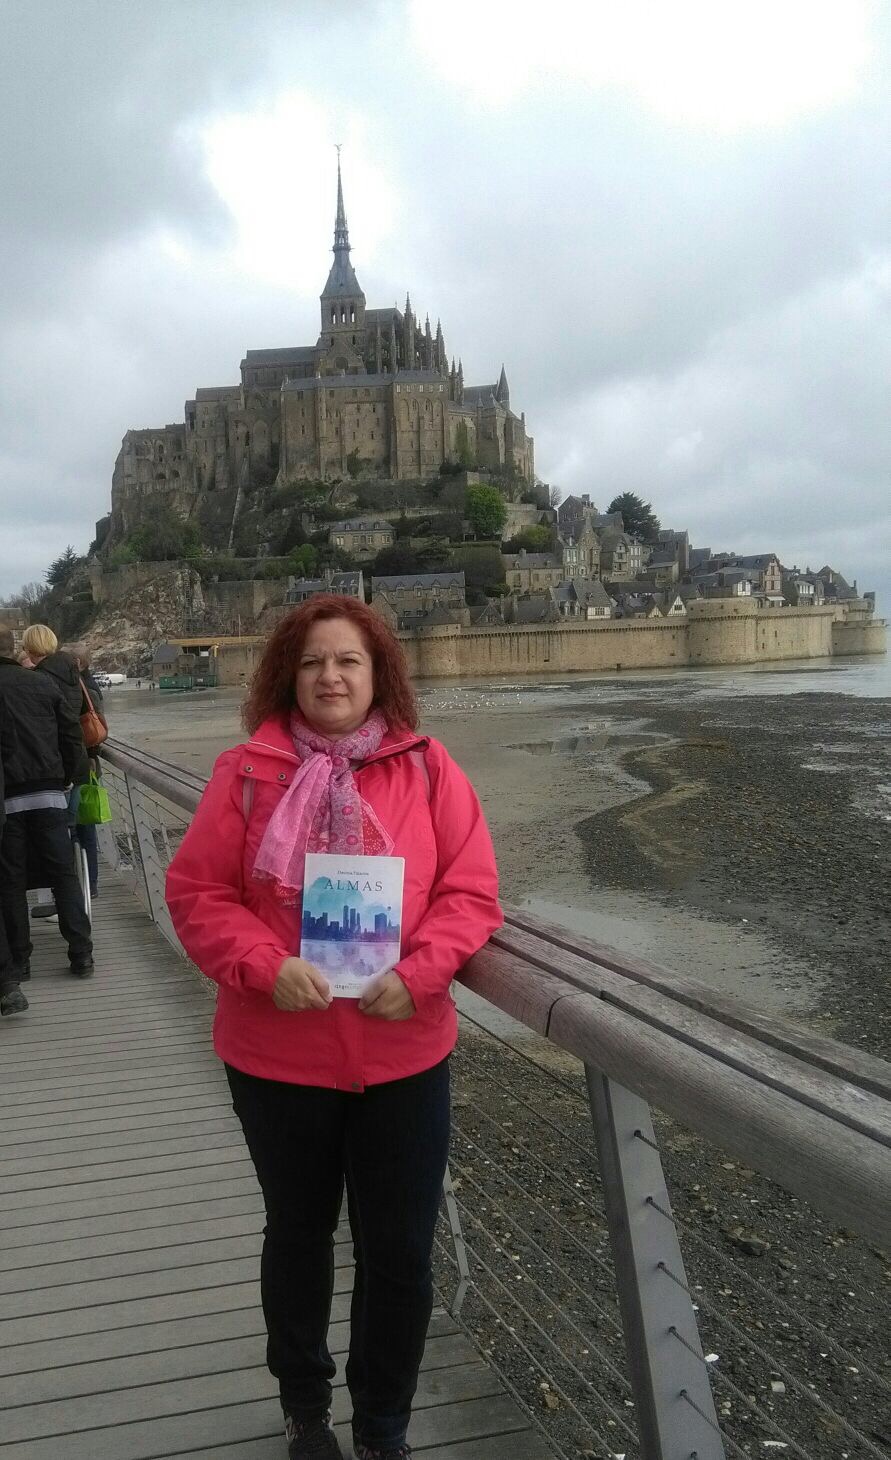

{"left": 165, "top": 715, "right": 502, "bottom": 1090}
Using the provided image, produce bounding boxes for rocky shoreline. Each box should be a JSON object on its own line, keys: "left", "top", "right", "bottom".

{"left": 573, "top": 686, "right": 891, "bottom": 1057}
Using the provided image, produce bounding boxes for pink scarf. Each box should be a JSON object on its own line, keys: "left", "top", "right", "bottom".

{"left": 251, "top": 710, "right": 393, "bottom": 903}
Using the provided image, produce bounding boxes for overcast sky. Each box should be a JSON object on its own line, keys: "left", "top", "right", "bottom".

{"left": 1, "top": 0, "right": 888, "bottom": 606}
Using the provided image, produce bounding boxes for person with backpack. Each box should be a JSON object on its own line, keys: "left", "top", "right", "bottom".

{"left": 166, "top": 596, "right": 502, "bottom": 1460}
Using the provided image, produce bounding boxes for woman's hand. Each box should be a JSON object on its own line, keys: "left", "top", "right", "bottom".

{"left": 272, "top": 957, "right": 332, "bottom": 1012}
{"left": 358, "top": 970, "right": 415, "bottom": 1021}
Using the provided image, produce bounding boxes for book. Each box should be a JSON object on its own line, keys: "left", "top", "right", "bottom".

{"left": 300, "top": 853, "right": 405, "bottom": 998}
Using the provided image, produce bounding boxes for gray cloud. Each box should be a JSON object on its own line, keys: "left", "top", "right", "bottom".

{"left": 1, "top": 1, "right": 889, "bottom": 610}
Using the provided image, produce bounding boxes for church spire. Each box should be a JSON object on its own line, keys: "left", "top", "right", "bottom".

{"left": 334, "top": 147, "right": 349, "bottom": 253}
{"left": 320, "top": 148, "right": 365, "bottom": 328}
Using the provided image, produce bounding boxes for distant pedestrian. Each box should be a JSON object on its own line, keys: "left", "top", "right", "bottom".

{"left": 0, "top": 626, "right": 94, "bottom": 1004}
{"left": 69, "top": 643, "right": 108, "bottom": 901}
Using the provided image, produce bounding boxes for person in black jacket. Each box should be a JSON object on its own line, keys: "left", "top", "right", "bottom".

{"left": 0, "top": 626, "right": 94, "bottom": 1007}
{"left": 23, "top": 625, "right": 98, "bottom": 918}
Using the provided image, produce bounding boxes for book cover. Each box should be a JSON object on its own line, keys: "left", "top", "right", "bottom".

{"left": 300, "top": 854, "right": 405, "bottom": 998}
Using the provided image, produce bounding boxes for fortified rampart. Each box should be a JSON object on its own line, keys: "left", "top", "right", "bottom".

{"left": 207, "top": 600, "right": 885, "bottom": 684}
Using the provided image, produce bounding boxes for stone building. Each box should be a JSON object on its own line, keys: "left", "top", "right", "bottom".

{"left": 557, "top": 493, "right": 598, "bottom": 538}
{"left": 284, "top": 570, "right": 365, "bottom": 605}
{"left": 502, "top": 550, "right": 564, "bottom": 593}
{"left": 328, "top": 519, "right": 395, "bottom": 556}
{"left": 560, "top": 525, "right": 600, "bottom": 579}
{"left": 108, "top": 159, "right": 534, "bottom": 547}
{"left": 599, "top": 529, "right": 646, "bottom": 581}
{"left": 371, "top": 572, "right": 466, "bottom": 625}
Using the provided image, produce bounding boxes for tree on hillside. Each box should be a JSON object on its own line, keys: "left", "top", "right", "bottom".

{"left": 606, "top": 492, "right": 661, "bottom": 541}
{"left": 503, "top": 525, "right": 553, "bottom": 553}
{"left": 466, "top": 484, "right": 507, "bottom": 541}
{"left": 288, "top": 544, "right": 318, "bottom": 578}
{"left": 371, "top": 542, "right": 451, "bottom": 578}
{"left": 450, "top": 544, "right": 505, "bottom": 595}
{"left": 127, "top": 505, "right": 201, "bottom": 561}
{"left": 46, "top": 545, "right": 85, "bottom": 588}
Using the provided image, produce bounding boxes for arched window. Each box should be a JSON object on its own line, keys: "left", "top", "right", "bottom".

{"left": 341, "top": 307, "right": 346, "bottom": 324}
{"left": 331, "top": 309, "right": 336, "bottom": 325}
{"left": 350, "top": 305, "right": 356, "bottom": 323}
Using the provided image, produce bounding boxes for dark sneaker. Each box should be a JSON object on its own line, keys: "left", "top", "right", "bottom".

{"left": 352, "top": 1445, "right": 412, "bottom": 1460}
{"left": 69, "top": 957, "right": 95, "bottom": 978}
{"left": 31, "top": 905, "right": 58, "bottom": 922}
{"left": 284, "top": 1411, "right": 342, "bottom": 1460}
{"left": 0, "top": 987, "right": 29, "bottom": 1017}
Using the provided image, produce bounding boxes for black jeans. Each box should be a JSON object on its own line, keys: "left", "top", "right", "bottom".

{"left": 226, "top": 1057, "right": 451, "bottom": 1450}
{"left": 0, "top": 809, "right": 92, "bottom": 984}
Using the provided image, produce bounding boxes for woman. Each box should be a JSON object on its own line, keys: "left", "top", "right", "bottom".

{"left": 68, "top": 642, "right": 106, "bottom": 899}
{"left": 165, "top": 597, "right": 501, "bottom": 1460}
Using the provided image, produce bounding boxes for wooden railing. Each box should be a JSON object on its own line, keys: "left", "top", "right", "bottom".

{"left": 98, "top": 738, "right": 891, "bottom": 1460}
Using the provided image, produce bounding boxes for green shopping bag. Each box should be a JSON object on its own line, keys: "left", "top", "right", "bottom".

{"left": 77, "top": 770, "right": 112, "bottom": 826}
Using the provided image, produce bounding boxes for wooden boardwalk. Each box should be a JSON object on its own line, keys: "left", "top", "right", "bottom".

{"left": 0, "top": 877, "right": 553, "bottom": 1460}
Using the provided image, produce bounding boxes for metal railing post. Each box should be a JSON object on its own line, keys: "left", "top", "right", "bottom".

{"left": 441, "top": 1161, "right": 471, "bottom": 1318}
{"left": 126, "top": 775, "right": 184, "bottom": 954}
{"left": 585, "top": 1065, "right": 726, "bottom": 1459}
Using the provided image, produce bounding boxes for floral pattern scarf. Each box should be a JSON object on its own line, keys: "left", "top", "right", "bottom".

{"left": 251, "top": 710, "right": 394, "bottom": 903}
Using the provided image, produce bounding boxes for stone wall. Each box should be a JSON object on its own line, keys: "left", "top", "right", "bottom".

{"left": 89, "top": 561, "right": 182, "bottom": 605}
{"left": 201, "top": 578, "right": 286, "bottom": 627}
{"left": 204, "top": 603, "right": 886, "bottom": 685}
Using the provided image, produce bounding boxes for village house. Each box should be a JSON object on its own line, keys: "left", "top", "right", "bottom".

{"left": 503, "top": 593, "right": 561, "bottom": 625}
{"left": 371, "top": 571, "right": 467, "bottom": 625}
{"left": 642, "top": 547, "right": 681, "bottom": 586}
{"left": 285, "top": 569, "right": 365, "bottom": 604}
{"left": 560, "top": 525, "right": 600, "bottom": 579}
{"left": 611, "top": 592, "right": 661, "bottom": 620}
{"left": 553, "top": 579, "right": 614, "bottom": 619}
{"left": 816, "top": 567, "right": 859, "bottom": 603}
{"left": 598, "top": 528, "right": 647, "bottom": 580}
{"left": 782, "top": 568, "right": 825, "bottom": 606}
{"left": 692, "top": 569, "right": 753, "bottom": 598}
{"left": 700, "top": 553, "right": 783, "bottom": 604}
{"left": 557, "top": 493, "right": 599, "bottom": 538}
{"left": 653, "top": 529, "right": 691, "bottom": 574}
{"left": 502, "top": 549, "right": 564, "bottom": 593}
{"left": 327, "top": 519, "right": 395, "bottom": 556}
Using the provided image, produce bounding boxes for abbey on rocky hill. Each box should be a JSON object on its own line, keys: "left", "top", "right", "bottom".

{"left": 111, "top": 158, "right": 534, "bottom": 533}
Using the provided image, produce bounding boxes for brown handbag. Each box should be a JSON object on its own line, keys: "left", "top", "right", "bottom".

{"left": 79, "top": 677, "right": 108, "bottom": 750}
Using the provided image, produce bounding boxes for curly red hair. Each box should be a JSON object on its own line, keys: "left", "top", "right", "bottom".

{"left": 242, "top": 596, "right": 418, "bottom": 735}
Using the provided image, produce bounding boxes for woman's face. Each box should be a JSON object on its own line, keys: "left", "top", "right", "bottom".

{"left": 295, "top": 618, "right": 375, "bottom": 738}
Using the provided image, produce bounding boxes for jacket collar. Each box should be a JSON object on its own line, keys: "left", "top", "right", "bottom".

{"left": 248, "top": 714, "right": 427, "bottom": 766}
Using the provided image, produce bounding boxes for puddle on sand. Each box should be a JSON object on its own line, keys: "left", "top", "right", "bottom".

{"left": 509, "top": 727, "right": 668, "bottom": 756}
